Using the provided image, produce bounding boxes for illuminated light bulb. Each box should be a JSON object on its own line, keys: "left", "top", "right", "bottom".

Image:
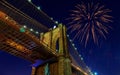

{"left": 5, "top": 16, "right": 8, "bottom": 19}
{"left": 81, "top": 57, "right": 83, "bottom": 60}
{"left": 75, "top": 48, "right": 77, "bottom": 50}
{"left": 30, "top": 28, "right": 33, "bottom": 31}
{"left": 94, "top": 72, "right": 98, "bottom": 75}
{"left": 72, "top": 43, "right": 75, "bottom": 46}
{"left": 84, "top": 73, "right": 88, "bottom": 75}
{"left": 67, "top": 35, "right": 69, "bottom": 37}
{"left": 55, "top": 21, "right": 58, "bottom": 24}
{"left": 28, "top": 0, "right": 32, "bottom": 2}
{"left": 76, "top": 67, "right": 79, "bottom": 69}
{"left": 37, "top": 7, "right": 41, "bottom": 10}
{"left": 79, "top": 54, "right": 81, "bottom": 57}
{"left": 69, "top": 39, "right": 72, "bottom": 42}
{"left": 35, "top": 31, "right": 39, "bottom": 34}
{"left": 53, "top": 25, "right": 56, "bottom": 29}
{"left": 51, "top": 17, "right": 53, "bottom": 20}
{"left": 23, "top": 25, "right": 27, "bottom": 28}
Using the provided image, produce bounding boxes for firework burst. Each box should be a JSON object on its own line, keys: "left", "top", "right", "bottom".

{"left": 67, "top": 2, "right": 113, "bottom": 46}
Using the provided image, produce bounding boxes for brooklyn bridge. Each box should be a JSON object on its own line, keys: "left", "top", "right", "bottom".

{"left": 0, "top": 0, "right": 92, "bottom": 75}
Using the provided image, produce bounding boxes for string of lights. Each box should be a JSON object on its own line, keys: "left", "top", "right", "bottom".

{"left": 20, "top": 25, "right": 39, "bottom": 35}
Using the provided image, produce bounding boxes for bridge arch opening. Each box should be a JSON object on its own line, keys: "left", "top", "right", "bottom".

{"left": 55, "top": 39, "right": 59, "bottom": 52}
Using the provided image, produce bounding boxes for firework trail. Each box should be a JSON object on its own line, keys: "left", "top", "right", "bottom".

{"left": 67, "top": 2, "right": 113, "bottom": 46}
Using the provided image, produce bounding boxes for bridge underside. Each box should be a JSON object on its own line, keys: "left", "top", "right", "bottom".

{"left": 0, "top": 17, "right": 57, "bottom": 62}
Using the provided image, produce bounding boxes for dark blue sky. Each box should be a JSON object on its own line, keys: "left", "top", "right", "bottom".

{"left": 0, "top": 0, "right": 120, "bottom": 75}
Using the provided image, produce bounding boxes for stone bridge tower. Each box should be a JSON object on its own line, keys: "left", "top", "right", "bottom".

{"left": 31, "top": 24, "right": 72, "bottom": 75}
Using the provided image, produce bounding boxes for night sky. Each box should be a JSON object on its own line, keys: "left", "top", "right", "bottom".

{"left": 0, "top": 0, "right": 120, "bottom": 75}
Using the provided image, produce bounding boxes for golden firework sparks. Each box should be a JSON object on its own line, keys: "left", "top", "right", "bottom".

{"left": 67, "top": 2, "right": 113, "bottom": 46}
